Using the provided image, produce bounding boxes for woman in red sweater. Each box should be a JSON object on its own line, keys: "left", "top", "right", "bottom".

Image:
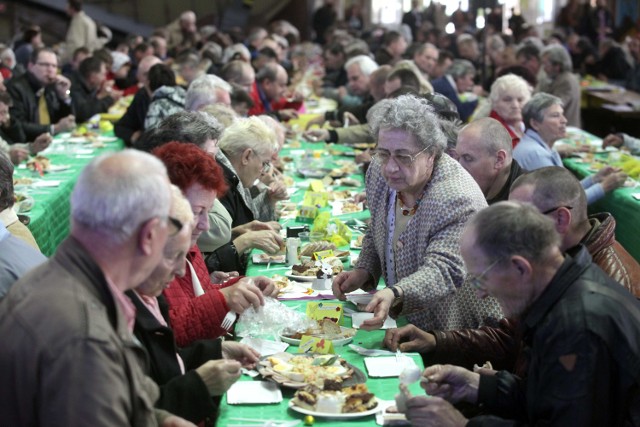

{"left": 154, "top": 141, "right": 277, "bottom": 346}
{"left": 488, "top": 74, "right": 532, "bottom": 148}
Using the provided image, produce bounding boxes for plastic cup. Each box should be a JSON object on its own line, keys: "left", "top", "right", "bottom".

{"left": 309, "top": 231, "right": 325, "bottom": 242}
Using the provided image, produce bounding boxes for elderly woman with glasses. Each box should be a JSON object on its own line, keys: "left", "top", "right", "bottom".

{"left": 154, "top": 141, "right": 277, "bottom": 347}
{"left": 488, "top": 74, "right": 532, "bottom": 147}
{"left": 127, "top": 185, "right": 259, "bottom": 425}
{"left": 332, "top": 94, "right": 503, "bottom": 333}
{"left": 513, "top": 93, "right": 626, "bottom": 204}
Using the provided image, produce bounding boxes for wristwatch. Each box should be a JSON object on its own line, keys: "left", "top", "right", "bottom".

{"left": 389, "top": 286, "right": 401, "bottom": 300}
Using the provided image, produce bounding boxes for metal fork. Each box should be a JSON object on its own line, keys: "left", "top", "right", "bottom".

{"left": 221, "top": 310, "right": 237, "bottom": 330}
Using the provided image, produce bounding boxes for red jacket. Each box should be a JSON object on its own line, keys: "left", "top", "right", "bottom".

{"left": 247, "top": 81, "right": 301, "bottom": 117}
{"left": 162, "top": 245, "right": 240, "bottom": 347}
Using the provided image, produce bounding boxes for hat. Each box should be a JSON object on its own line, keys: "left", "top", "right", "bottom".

{"left": 110, "top": 51, "right": 131, "bottom": 73}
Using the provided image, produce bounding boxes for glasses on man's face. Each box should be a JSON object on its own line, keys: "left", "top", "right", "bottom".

{"left": 468, "top": 258, "right": 501, "bottom": 290}
{"left": 261, "top": 160, "right": 271, "bottom": 174}
{"left": 36, "top": 62, "right": 57, "bottom": 69}
{"left": 541, "top": 205, "right": 573, "bottom": 215}
{"left": 371, "top": 146, "right": 429, "bottom": 167}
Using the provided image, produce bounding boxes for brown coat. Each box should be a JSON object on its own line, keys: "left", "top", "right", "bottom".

{"left": 0, "top": 236, "right": 161, "bottom": 426}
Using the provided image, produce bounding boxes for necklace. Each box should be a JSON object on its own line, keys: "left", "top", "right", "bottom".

{"left": 397, "top": 190, "right": 426, "bottom": 216}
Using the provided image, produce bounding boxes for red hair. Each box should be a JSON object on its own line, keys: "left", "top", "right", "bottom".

{"left": 153, "top": 141, "right": 227, "bottom": 196}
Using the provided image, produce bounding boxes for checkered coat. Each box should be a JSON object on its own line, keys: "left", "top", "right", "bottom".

{"left": 356, "top": 154, "right": 504, "bottom": 331}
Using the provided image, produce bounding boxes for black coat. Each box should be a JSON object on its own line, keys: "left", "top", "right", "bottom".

{"left": 128, "top": 292, "right": 223, "bottom": 426}
{"left": 6, "top": 71, "right": 73, "bottom": 141}
{"left": 115, "top": 89, "right": 151, "bottom": 147}
{"left": 69, "top": 73, "right": 115, "bottom": 123}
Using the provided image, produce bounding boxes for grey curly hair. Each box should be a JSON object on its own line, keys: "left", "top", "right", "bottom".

{"left": 367, "top": 94, "right": 447, "bottom": 157}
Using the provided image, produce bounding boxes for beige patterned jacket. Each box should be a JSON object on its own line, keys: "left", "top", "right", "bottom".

{"left": 356, "top": 154, "right": 504, "bottom": 331}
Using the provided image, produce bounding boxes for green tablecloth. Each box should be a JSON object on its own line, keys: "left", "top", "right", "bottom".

{"left": 217, "top": 141, "right": 424, "bottom": 425}
{"left": 14, "top": 134, "right": 124, "bottom": 256}
{"left": 560, "top": 129, "right": 640, "bottom": 263}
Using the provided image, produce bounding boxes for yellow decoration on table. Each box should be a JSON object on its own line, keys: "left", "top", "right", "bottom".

{"left": 306, "top": 301, "right": 343, "bottom": 324}
{"left": 99, "top": 120, "right": 113, "bottom": 132}
{"left": 303, "top": 415, "right": 315, "bottom": 425}
{"left": 297, "top": 205, "right": 319, "bottom": 223}
{"left": 298, "top": 335, "right": 335, "bottom": 354}
{"left": 302, "top": 191, "right": 329, "bottom": 207}
{"left": 308, "top": 180, "right": 325, "bottom": 192}
{"left": 312, "top": 249, "right": 334, "bottom": 260}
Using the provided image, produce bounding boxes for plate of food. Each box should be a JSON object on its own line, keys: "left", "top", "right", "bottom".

{"left": 350, "top": 235, "right": 364, "bottom": 250}
{"left": 13, "top": 192, "right": 34, "bottom": 213}
{"left": 299, "top": 241, "right": 336, "bottom": 257}
{"left": 289, "top": 384, "right": 378, "bottom": 417}
{"left": 332, "top": 201, "right": 364, "bottom": 216}
{"left": 13, "top": 177, "right": 36, "bottom": 189}
{"left": 258, "top": 352, "right": 365, "bottom": 389}
{"left": 252, "top": 253, "right": 286, "bottom": 264}
{"left": 287, "top": 257, "right": 344, "bottom": 281}
{"left": 273, "top": 275, "right": 316, "bottom": 299}
{"left": 297, "top": 167, "right": 333, "bottom": 179}
{"left": 280, "top": 319, "right": 356, "bottom": 347}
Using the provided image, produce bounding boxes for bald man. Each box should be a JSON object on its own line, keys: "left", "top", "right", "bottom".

{"left": 455, "top": 117, "right": 526, "bottom": 204}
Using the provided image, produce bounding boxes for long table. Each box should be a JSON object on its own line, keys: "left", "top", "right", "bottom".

{"left": 560, "top": 128, "right": 640, "bottom": 263}
{"left": 13, "top": 133, "right": 124, "bottom": 256}
{"left": 217, "top": 140, "right": 423, "bottom": 425}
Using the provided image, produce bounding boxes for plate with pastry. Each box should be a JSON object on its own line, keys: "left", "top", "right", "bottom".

{"left": 289, "top": 383, "right": 379, "bottom": 418}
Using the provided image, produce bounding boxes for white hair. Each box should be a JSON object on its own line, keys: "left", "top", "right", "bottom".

{"left": 185, "top": 74, "right": 233, "bottom": 111}
{"left": 71, "top": 150, "right": 170, "bottom": 243}
{"left": 489, "top": 74, "right": 532, "bottom": 105}
{"left": 222, "top": 43, "right": 251, "bottom": 64}
{"left": 218, "top": 116, "right": 277, "bottom": 159}
{"left": 345, "top": 55, "right": 379, "bottom": 77}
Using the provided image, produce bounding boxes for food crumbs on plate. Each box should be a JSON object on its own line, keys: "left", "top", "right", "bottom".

{"left": 304, "top": 415, "right": 315, "bottom": 425}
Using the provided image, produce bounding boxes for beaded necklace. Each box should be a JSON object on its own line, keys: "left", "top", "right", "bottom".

{"left": 397, "top": 189, "right": 426, "bottom": 216}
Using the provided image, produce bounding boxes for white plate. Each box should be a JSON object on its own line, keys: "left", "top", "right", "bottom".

{"left": 345, "top": 292, "right": 374, "bottom": 305}
{"left": 226, "top": 381, "right": 282, "bottom": 404}
{"left": 288, "top": 400, "right": 380, "bottom": 419}
{"left": 47, "top": 165, "right": 71, "bottom": 172}
{"left": 279, "top": 327, "right": 355, "bottom": 347}
{"left": 285, "top": 270, "right": 317, "bottom": 282}
{"left": 65, "top": 137, "right": 91, "bottom": 144}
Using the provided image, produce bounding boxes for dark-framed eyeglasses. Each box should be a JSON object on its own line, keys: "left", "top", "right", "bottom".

{"left": 541, "top": 206, "right": 573, "bottom": 215}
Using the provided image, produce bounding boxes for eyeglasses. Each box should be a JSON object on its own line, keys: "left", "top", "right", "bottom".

{"left": 252, "top": 151, "right": 271, "bottom": 174}
{"left": 541, "top": 205, "right": 573, "bottom": 215}
{"left": 168, "top": 217, "right": 183, "bottom": 236}
{"left": 372, "top": 147, "right": 429, "bottom": 167}
{"left": 468, "top": 258, "right": 501, "bottom": 290}
{"left": 36, "top": 62, "right": 57, "bottom": 69}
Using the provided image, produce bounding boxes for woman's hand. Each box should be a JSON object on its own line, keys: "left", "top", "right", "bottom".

{"left": 384, "top": 324, "right": 436, "bottom": 353}
{"left": 219, "top": 278, "right": 265, "bottom": 313}
{"left": 361, "top": 287, "right": 396, "bottom": 330}
{"left": 332, "top": 268, "right": 371, "bottom": 300}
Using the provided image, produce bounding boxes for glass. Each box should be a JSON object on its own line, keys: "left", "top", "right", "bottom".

{"left": 468, "top": 258, "right": 501, "bottom": 290}
{"left": 36, "top": 62, "right": 57, "bottom": 68}
{"left": 372, "top": 147, "right": 429, "bottom": 167}
{"left": 541, "top": 206, "right": 573, "bottom": 215}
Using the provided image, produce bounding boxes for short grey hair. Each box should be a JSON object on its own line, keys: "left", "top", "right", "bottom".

{"left": 367, "top": 94, "right": 447, "bottom": 157}
{"left": 218, "top": 116, "right": 277, "bottom": 159}
{"left": 71, "top": 150, "right": 170, "bottom": 243}
{"left": 460, "top": 117, "right": 513, "bottom": 155}
{"left": 467, "top": 201, "right": 561, "bottom": 264}
{"left": 448, "top": 59, "right": 476, "bottom": 79}
{"left": 222, "top": 43, "right": 251, "bottom": 63}
{"left": 510, "top": 166, "right": 588, "bottom": 223}
{"left": 255, "top": 62, "right": 282, "bottom": 83}
{"left": 489, "top": 74, "right": 532, "bottom": 105}
{"left": 138, "top": 110, "right": 223, "bottom": 152}
{"left": 522, "top": 92, "right": 563, "bottom": 130}
{"left": 345, "top": 55, "right": 379, "bottom": 77}
{"left": 541, "top": 44, "right": 573, "bottom": 73}
{"left": 185, "top": 74, "right": 232, "bottom": 111}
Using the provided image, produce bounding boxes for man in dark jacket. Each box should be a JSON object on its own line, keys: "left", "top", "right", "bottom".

{"left": 385, "top": 167, "right": 640, "bottom": 370}
{"left": 404, "top": 202, "right": 640, "bottom": 426}
{"left": 114, "top": 55, "right": 161, "bottom": 146}
{"left": 6, "top": 47, "right": 75, "bottom": 141}
{"left": 70, "top": 55, "right": 121, "bottom": 123}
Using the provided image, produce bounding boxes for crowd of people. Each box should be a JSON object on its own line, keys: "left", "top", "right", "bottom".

{"left": 0, "top": 0, "right": 640, "bottom": 426}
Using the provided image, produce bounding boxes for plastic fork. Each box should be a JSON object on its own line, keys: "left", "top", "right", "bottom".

{"left": 221, "top": 310, "right": 237, "bottom": 330}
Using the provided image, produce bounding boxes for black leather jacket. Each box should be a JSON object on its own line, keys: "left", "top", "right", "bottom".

{"left": 470, "top": 247, "right": 640, "bottom": 426}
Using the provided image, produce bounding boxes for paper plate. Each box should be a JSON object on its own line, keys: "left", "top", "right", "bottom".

{"left": 288, "top": 400, "right": 380, "bottom": 418}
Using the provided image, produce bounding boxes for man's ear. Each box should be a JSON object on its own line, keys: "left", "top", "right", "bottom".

{"left": 241, "top": 147, "right": 253, "bottom": 165}
{"left": 495, "top": 149, "right": 507, "bottom": 170}
{"left": 137, "top": 217, "right": 161, "bottom": 256}
{"left": 511, "top": 255, "right": 533, "bottom": 281}
{"left": 554, "top": 206, "right": 572, "bottom": 235}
